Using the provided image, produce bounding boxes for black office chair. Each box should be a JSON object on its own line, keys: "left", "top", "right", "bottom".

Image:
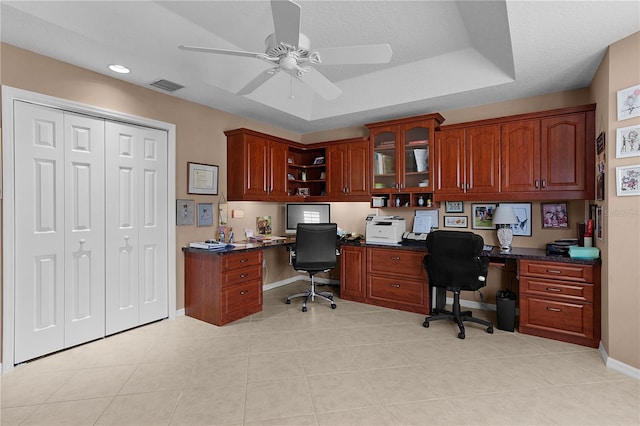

{"left": 423, "top": 230, "right": 494, "bottom": 339}
{"left": 286, "top": 223, "right": 338, "bottom": 312}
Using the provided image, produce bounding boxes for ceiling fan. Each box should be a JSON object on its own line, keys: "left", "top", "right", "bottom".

{"left": 179, "top": 0, "right": 392, "bottom": 100}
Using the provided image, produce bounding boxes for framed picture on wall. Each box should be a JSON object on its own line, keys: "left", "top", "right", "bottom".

{"left": 615, "top": 125, "right": 640, "bottom": 158}
{"left": 499, "top": 202, "right": 532, "bottom": 236}
{"left": 444, "top": 216, "right": 467, "bottom": 228}
{"left": 197, "top": 203, "right": 214, "bottom": 227}
{"left": 188, "top": 162, "right": 219, "bottom": 195}
{"left": 176, "top": 199, "right": 195, "bottom": 226}
{"left": 617, "top": 84, "right": 640, "bottom": 121}
{"left": 541, "top": 202, "right": 569, "bottom": 228}
{"left": 445, "top": 201, "right": 464, "bottom": 213}
{"left": 471, "top": 203, "right": 496, "bottom": 230}
{"left": 616, "top": 164, "right": 640, "bottom": 196}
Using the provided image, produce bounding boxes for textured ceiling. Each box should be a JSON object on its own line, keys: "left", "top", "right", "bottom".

{"left": 1, "top": 1, "right": 638, "bottom": 133}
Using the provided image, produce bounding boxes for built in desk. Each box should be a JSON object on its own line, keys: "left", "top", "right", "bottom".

{"left": 183, "top": 240, "right": 601, "bottom": 347}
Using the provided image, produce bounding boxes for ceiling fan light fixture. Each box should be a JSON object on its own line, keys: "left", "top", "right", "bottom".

{"left": 108, "top": 64, "right": 130, "bottom": 74}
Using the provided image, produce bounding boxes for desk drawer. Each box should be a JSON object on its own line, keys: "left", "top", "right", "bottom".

{"left": 520, "top": 295, "right": 594, "bottom": 340}
{"left": 520, "top": 260, "right": 593, "bottom": 283}
{"left": 222, "top": 280, "right": 262, "bottom": 319}
{"left": 520, "top": 276, "right": 593, "bottom": 303}
{"left": 367, "top": 248, "right": 426, "bottom": 278}
{"left": 221, "top": 251, "right": 262, "bottom": 271}
{"left": 221, "top": 264, "right": 262, "bottom": 288}
{"left": 367, "top": 274, "right": 427, "bottom": 308}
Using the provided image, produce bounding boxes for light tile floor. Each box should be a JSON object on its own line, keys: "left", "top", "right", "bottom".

{"left": 2, "top": 281, "right": 639, "bottom": 425}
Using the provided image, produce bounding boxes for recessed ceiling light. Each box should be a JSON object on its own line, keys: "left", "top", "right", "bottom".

{"left": 108, "top": 64, "right": 130, "bottom": 74}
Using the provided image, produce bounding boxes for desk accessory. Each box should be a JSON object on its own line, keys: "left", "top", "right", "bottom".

{"left": 493, "top": 205, "right": 518, "bottom": 251}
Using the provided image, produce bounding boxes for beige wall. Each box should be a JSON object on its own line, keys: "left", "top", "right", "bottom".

{"left": 589, "top": 32, "right": 640, "bottom": 369}
{"left": 2, "top": 36, "right": 638, "bottom": 370}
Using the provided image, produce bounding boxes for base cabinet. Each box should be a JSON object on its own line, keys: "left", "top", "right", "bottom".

{"left": 184, "top": 250, "right": 263, "bottom": 326}
{"left": 340, "top": 245, "right": 429, "bottom": 314}
{"left": 519, "top": 259, "right": 600, "bottom": 347}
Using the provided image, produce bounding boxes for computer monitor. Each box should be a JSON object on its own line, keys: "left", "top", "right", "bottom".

{"left": 285, "top": 203, "right": 331, "bottom": 235}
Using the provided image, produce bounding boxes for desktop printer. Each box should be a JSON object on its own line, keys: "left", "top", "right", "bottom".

{"left": 365, "top": 215, "right": 406, "bottom": 245}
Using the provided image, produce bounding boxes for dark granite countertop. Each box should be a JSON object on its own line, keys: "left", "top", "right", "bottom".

{"left": 183, "top": 238, "right": 600, "bottom": 265}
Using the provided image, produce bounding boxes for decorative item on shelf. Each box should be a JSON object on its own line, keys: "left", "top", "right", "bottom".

{"left": 300, "top": 170, "right": 307, "bottom": 181}
{"left": 493, "top": 205, "right": 518, "bottom": 252}
{"left": 395, "top": 197, "right": 401, "bottom": 207}
{"left": 426, "top": 197, "right": 432, "bottom": 208}
{"left": 320, "top": 171, "right": 326, "bottom": 180}
{"left": 413, "top": 149, "right": 428, "bottom": 172}
{"left": 418, "top": 195, "right": 425, "bottom": 206}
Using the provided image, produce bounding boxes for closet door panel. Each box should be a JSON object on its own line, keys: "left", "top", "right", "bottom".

{"left": 14, "top": 102, "right": 66, "bottom": 363}
{"left": 64, "top": 112, "right": 105, "bottom": 347}
{"left": 105, "top": 123, "right": 140, "bottom": 334}
{"left": 138, "top": 128, "right": 168, "bottom": 324}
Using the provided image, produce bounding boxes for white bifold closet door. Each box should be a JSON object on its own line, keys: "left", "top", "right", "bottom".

{"left": 14, "top": 102, "right": 105, "bottom": 363}
{"left": 13, "top": 101, "right": 168, "bottom": 364}
{"left": 105, "top": 122, "right": 168, "bottom": 335}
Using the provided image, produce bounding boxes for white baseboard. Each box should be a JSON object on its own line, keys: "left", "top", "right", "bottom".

{"left": 175, "top": 308, "right": 185, "bottom": 317}
{"left": 263, "top": 275, "right": 339, "bottom": 292}
{"left": 599, "top": 342, "right": 640, "bottom": 380}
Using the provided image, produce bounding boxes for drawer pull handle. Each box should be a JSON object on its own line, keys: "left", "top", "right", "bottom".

{"left": 546, "top": 307, "right": 562, "bottom": 312}
{"left": 390, "top": 284, "right": 401, "bottom": 288}
{"left": 240, "top": 273, "right": 248, "bottom": 278}
{"left": 240, "top": 258, "right": 248, "bottom": 263}
{"left": 546, "top": 287, "right": 563, "bottom": 292}
{"left": 240, "top": 290, "right": 248, "bottom": 295}
{"left": 546, "top": 269, "right": 562, "bottom": 274}
{"left": 390, "top": 256, "right": 401, "bottom": 260}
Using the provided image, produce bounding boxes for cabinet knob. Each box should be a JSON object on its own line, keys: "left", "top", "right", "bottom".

{"left": 240, "top": 258, "right": 248, "bottom": 263}
{"left": 240, "top": 273, "right": 248, "bottom": 278}
{"left": 79, "top": 238, "right": 86, "bottom": 245}
{"left": 240, "top": 290, "right": 248, "bottom": 295}
{"left": 390, "top": 284, "right": 401, "bottom": 288}
{"left": 390, "top": 256, "right": 400, "bottom": 260}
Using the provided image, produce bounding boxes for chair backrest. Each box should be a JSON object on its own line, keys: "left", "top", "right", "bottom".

{"left": 293, "top": 223, "right": 338, "bottom": 272}
{"left": 423, "top": 230, "right": 488, "bottom": 291}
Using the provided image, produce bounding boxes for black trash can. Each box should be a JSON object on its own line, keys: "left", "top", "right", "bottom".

{"left": 496, "top": 290, "right": 517, "bottom": 332}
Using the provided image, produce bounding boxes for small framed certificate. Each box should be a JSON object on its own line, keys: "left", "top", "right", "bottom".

{"left": 188, "top": 162, "right": 218, "bottom": 195}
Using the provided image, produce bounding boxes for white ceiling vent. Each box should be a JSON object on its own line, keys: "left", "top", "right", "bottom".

{"left": 150, "top": 79, "right": 184, "bottom": 92}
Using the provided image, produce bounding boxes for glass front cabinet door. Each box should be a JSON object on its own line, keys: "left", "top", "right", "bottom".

{"left": 367, "top": 114, "right": 444, "bottom": 194}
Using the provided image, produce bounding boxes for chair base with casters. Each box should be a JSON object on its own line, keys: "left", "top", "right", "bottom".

{"left": 423, "top": 290, "right": 494, "bottom": 339}
{"left": 286, "top": 273, "right": 337, "bottom": 312}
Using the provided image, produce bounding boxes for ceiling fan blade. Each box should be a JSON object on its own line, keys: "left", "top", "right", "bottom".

{"left": 179, "top": 45, "right": 261, "bottom": 58}
{"left": 297, "top": 69, "right": 342, "bottom": 100}
{"left": 270, "top": 0, "right": 300, "bottom": 48}
{"left": 237, "top": 70, "right": 278, "bottom": 96}
{"left": 314, "top": 44, "right": 393, "bottom": 65}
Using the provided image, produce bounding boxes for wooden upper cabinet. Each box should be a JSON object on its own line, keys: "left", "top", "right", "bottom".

{"left": 366, "top": 114, "right": 444, "bottom": 195}
{"left": 225, "top": 128, "right": 289, "bottom": 201}
{"left": 501, "top": 119, "right": 542, "bottom": 193}
{"left": 435, "top": 125, "right": 500, "bottom": 199}
{"left": 541, "top": 113, "right": 587, "bottom": 193}
{"left": 501, "top": 109, "right": 594, "bottom": 199}
{"left": 326, "top": 138, "right": 369, "bottom": 199}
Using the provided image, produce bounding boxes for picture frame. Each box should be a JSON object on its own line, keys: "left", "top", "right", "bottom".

{"left": 615, "top": 164, "right": 640, "bottom": 196}
{"left": 297, "top": 187, "right": 310, "bottom": 196}
{"left": 445, "top": 201, "right": 464, "bottom": 213}
{"left": 615, "top": 125, "right": 640, "bottom": 158}
{"left": 288, "top": 173, "right": 295, "bottom": 181}
{"left": 444, "top": 215, "right": 468, "bottom": 228}
{"left": 188, "top": 162, "right": 218, "bottom": 195}
{"left": 196, "top": 202, "right": 214, "bottom": 227}
{"left": 176, "top": 199, "right": 195, "bottom": 226}
{"left": 471, "top": 203, "right": 496, "bottom": 230}
{"left": 596, "top": 205, "right": 603, "bottom": 241}
{"left": 313, "top": 156, "right": 325, "bottom": 165}
{"left": 499, "top": 202, "right": 532, "bottom": 236}
{"left": 596, "top": 131, "right": 605, "bottom": 155}
{"left": 617, "top": 84, "right": 640, "bottom": 121}
{"left": 541, "top": 202, "right": 569, "bottom": 228}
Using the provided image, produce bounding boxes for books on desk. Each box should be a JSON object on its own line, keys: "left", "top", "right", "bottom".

{"left": 189, "top": 241, "right": 227, "bottom": 250}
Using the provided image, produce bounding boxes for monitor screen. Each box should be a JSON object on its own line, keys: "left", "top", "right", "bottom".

{"left": 285, "top": 203, "right": 331, "bottom": 234}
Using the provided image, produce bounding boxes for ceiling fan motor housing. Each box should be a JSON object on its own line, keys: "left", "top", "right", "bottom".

{"left": 265, "top": 33, "right": 310, "bottom": 58}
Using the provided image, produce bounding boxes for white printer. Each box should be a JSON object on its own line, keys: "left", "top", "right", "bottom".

{"left": 365, "top": 215, "right": 406, "bottom": 245}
